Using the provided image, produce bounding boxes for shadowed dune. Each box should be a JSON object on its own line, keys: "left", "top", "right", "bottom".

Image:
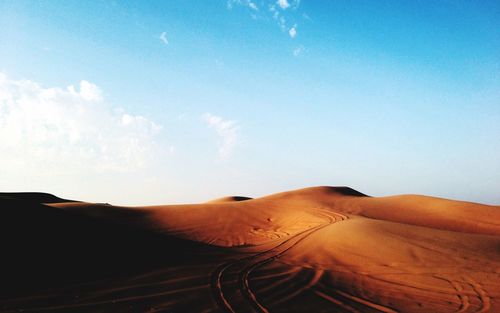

{"left": 0, "top": 197, "right": 224, "bottom": 298}
{"left": 207, "top": 196, "right": 254, "bottom": 203}
{"left": 0, "top": 192, "right": 75, "bottom": 203}
{"left": 1, "top": 187, "right": 499, "bottom": 313}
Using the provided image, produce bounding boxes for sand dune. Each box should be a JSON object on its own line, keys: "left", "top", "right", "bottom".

{"left": 1, "top": 187, "right": 499, "bottom": 312}
{"left": 206, "top": 196, "right": 254, "bottom": 203}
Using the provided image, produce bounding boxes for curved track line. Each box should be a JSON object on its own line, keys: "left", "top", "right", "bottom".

{"left": 333, "top": 289, "right": 399, "bottom": 313}
{"left": 211, "top": 209, "right": 344, "bottom": 312}
{"left": 313, "top": 289, "right": 360, "bottom": 313}
{"left": 212, "top": 262, "right": 239, "bottom": 313}
{"left": 433, "top": 274, "right": 472, "bottom": 313}
{"left": 257, "top": 270, "right": 302, "bottom": 294}
{"left": 238, "top": 210, "right": 340, "bottom": 312}
{"left": 250, "top": 267, "right": 301, "bottom": 282}
{"left": 211, "top": 222, "right": 327, "bottom": 312}
{"left": 314, "top": 280, "right": 400, "bottom": 313}
{"left": 271, "top": 269, "right": 324, "bottom": 305}
{"left": 451, "top": 281, "right": 470, "bottom": 313}
{"left": 210, "top": 221, "right": 326, "bottom": 312}
{"left": 463, "top": 275, "right": 491, "bottom": 313}
{"left": 370, "top": 275, "right": 474, "bottom": 298}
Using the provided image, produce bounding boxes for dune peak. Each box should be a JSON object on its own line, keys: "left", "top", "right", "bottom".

{"left": 206, "top": 196, "right": 253, "bottom": 203}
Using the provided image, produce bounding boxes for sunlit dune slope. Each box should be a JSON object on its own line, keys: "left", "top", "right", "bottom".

{"left": 49, "top": 186, "right": 500, "bottom": 246}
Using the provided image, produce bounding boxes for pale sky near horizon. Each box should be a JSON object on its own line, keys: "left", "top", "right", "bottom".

{"left": 1, "top": 0, "right": 499, "bottom": 205}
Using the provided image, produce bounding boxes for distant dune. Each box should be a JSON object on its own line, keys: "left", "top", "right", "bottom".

{"left": 206, "top": 195, "right": 254, "bottom": 203}
{"left": 1, "top": 186, "right": 499, "bottom": 312}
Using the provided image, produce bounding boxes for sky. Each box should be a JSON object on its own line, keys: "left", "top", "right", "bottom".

{"left": 0, "top": 0, "right": 499, "bottom": 205}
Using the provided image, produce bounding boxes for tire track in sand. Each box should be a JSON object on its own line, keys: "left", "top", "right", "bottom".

{"left": 463, "top": 275, "right": 491, "bottom": 313}
{"left": 434, "top": 274, "right": 492, "bottom": 313}
{"left": 211, "top": 210, "right": 344, "bottom": 313}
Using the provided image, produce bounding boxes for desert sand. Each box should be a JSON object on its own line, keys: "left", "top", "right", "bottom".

{"left": 1, "top": 186, "right": 499, "bottom": 312}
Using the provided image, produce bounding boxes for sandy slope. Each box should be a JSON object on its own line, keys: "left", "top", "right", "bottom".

{"left": 1, "top": 187, "right": 499, "bottom": 313}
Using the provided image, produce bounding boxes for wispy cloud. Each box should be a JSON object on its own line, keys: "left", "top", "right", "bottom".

{"left": 289, "top": 24, "right": 297, "bottom": 38}
{"left": 159, "top": 32, "right": 168, "bottom": 45}
{"left": 277, "top": 0, "right": 290, "bottom": 9}
{"left": 248, "top": 2, "right": 258, "bottom": 10}
{"left": 229, "top": 0, "right": 305, "bottom": 38}
{"left": 0, "top": 73, "right": 163, "bottom": 173}
{"left": 227, "top": 0, "right": 258, "bottom": 11}
{"left": 277, "top": 16, "right": 287, "bottom": 31}
{"left": 202, "top": 113, "right": 239, "bottom": 159}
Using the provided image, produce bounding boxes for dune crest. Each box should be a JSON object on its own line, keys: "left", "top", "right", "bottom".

{"left": 207, "top": 196, "right": 254, "bottom": 203}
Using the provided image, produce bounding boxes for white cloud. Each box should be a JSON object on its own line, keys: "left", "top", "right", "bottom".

{"left": 68, "top": 80, "right": 103, "bottom": 102}
{"left": 277, "top": 0, "right": 290, "bottom": 9}
{"left": 0, "top": 73, "right": 162, "bottom": 173}
{"left": 159, "top": 32, "right": 168, "bottom": 45}
{"left": 202, "top": 113, "right": 239, "bottom": 159}
{"left": 289, "top": 25, "right": 297, "bottom": 38}
{"left": 248, "top": 2, "right": 258, "bottom": 10}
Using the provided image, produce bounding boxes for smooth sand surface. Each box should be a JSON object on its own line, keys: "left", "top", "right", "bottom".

{"left": 1, "top": 187, "right": 499, "bottom": 312}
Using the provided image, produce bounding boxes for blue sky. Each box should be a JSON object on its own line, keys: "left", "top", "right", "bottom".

{"left": 1, "top": 0, "right": 499, "bottom": 204}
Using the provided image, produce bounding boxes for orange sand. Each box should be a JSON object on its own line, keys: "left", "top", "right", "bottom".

{"left": 1, "top": 186, "right": 499, "bottom": 312}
